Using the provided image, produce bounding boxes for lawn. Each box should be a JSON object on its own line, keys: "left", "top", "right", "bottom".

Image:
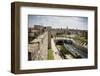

{"left": 73, "top": 35, "right": 87, "bottom": 45}
{"left": 48, "top": 49, "right": 54, "bottom": 60}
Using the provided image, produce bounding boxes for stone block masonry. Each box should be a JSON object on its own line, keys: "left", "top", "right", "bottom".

{"left": 28, "top": 32, "right": 48, "bottom": 60}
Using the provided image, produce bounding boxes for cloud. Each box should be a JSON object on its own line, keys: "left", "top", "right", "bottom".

{"left": 28, "top": 15, "right": 88, "bottom": 30}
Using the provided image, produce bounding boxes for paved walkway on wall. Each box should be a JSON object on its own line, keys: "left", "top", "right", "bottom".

{"left": 51, "top": 38, "right": 62, "bottom": 60}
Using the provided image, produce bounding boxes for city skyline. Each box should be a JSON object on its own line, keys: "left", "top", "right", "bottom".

{"left": 28, "top": 15, "right": 88, "bottom": 30}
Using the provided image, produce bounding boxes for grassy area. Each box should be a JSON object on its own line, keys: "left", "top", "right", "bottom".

{"left": 48, "top": 49, "right": 54, "bottom": 60}
{"left": 73, "top": 35, "right": 87, "bottom": 45}
{"left": 60, "top": 45, "right": 69, "bottom": 54}
{"left": 57, "top": 45, "right": 70, "bottom": 59}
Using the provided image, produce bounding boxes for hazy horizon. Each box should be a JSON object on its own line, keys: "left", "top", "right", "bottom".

{"left": 28, "top": 15, "right": 88, "bottom": 30}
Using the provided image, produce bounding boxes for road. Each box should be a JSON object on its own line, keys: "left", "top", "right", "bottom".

{"left": 64, "top": 43, "right": 87, "bottom": 58}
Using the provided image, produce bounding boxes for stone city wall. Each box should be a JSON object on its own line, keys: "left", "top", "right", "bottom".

{"left": 28, "top": 32, "right": 48, "bottom": 60}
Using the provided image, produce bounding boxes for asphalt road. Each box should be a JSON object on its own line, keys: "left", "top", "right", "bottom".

{"left": 64, "top": 43, "right": 87, "bottom": 58}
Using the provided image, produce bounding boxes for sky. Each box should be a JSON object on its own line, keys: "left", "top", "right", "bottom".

{"left": 28, "top": 15, "right": 88, "bottom": 30}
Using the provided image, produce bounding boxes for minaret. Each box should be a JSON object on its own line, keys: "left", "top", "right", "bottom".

{"left": 67, "top": 26, "right": 68, "bottom": 31}
{"left": 66, "top": 26, "right": 68, "bottom": 35}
